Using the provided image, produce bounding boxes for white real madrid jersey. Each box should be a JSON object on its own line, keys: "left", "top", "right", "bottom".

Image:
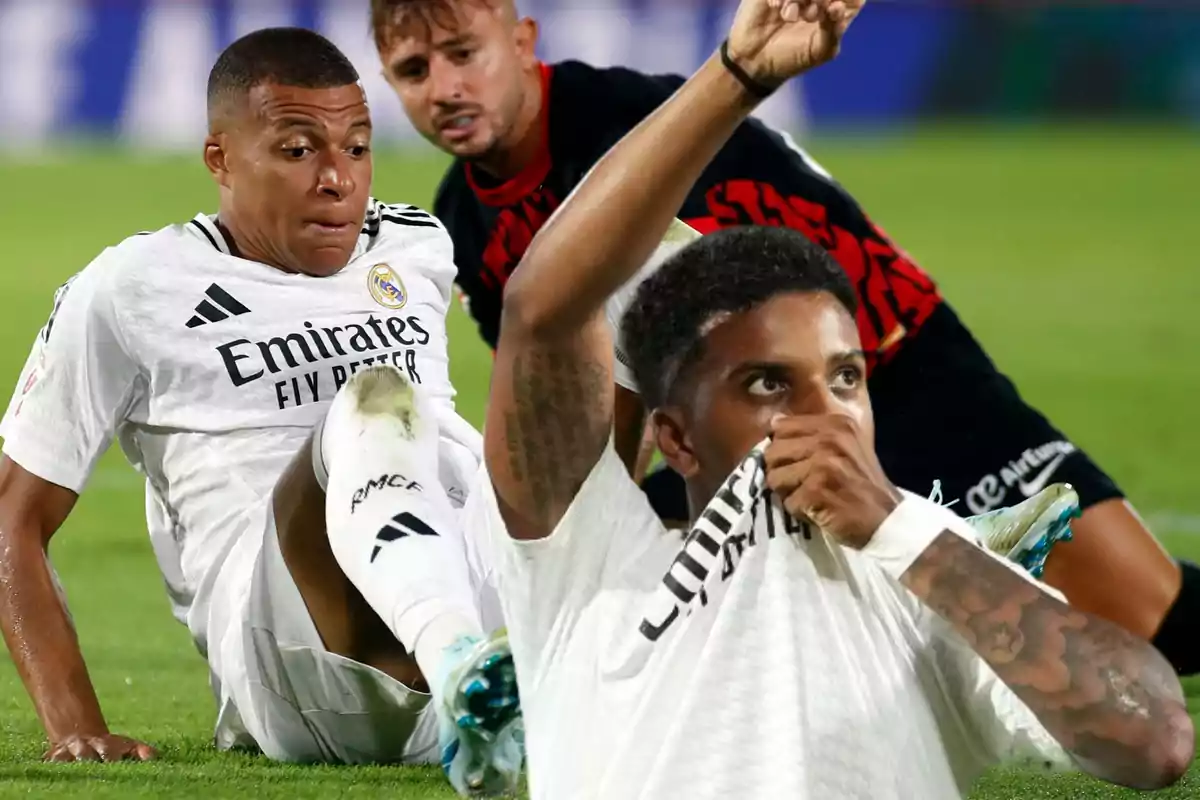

{"left": 472, "top": 440, "right": 1071, "bottom": 800}
{"left": 0, "top": 199, "right": 461, "bottom": 650}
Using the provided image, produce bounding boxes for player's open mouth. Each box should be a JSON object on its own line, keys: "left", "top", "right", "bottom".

{"left": 438, "top": 114, "right": 478, "bottom": 142}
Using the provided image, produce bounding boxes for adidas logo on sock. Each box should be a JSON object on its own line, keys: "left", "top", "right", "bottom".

{"left": 186, "top": 284, "right": 251, "bottom": 328}
{"left": 371, "top": 512, "right": 439, "bottom": 562}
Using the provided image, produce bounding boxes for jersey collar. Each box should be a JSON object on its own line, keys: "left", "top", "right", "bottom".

{"left": 187, "top": 213, "right": 369, "bottom": 264}
{"left": 187, "top": 214, "right": 233, "bottom": 255}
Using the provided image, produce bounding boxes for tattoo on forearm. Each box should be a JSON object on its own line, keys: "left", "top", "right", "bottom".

{"left": 903, "top": 531, "right": 1190, "bottom": 780}
{"left": 504, "top": 344, "right": 610, "bottom": 528}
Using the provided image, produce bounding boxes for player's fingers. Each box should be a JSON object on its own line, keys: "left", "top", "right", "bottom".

{"left": 67, "top": 738, "right": 101, "bottom": 762}
{"left": 44, "top": 744, "right": 72, "bottom": 762}
{"left": 836, "top": 0, "right": 865, "bottom": 30}
{"left": 780, "top": 483, "right": 822, "bottom": 524}
{"left": 769, "top": 413, "right": 827, "bottom": 439}
{"left": 763, "top": 435, "right": 819, "bottom": 470}
{"left": 772, "top": 411, "right": 862, "bottom": 442}
{"left": 764, "top": 458, "right": 811, "bottom": 496}
{"left": 132, "top": 743, "right": 158, "bottom": 761}
{"left": 94, "top": 738, "right": 143, "bottom": 763}
{"left": 92, "top": 738, "right": 117, "bottom": 762}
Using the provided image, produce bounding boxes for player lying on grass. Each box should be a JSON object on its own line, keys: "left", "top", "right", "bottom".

{"left": 0, "top": 28, "right": 520, "bottom": 796}
{"left": 467, "top": 0, "right": 1194, "bottom": 797}
{"left": 372, "top": 0, "right": 1200, "bottom": 676}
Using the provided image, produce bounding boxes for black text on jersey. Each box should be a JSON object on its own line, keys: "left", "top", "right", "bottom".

{"left": 216, "top": 315, "right": 431, "bottom": 411}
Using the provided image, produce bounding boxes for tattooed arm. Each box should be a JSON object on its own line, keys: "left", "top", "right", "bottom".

{"left": 488, "top": 57, "right": 762, "bottom": 541}
{"left": 902, "top": 531, "right": 1194, "bottom": 789}
{"left": 489, "top": 0, "right": 862, "bottom": 540}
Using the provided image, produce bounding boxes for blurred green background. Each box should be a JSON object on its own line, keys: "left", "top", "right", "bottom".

{"left": 1, "top": 128, "right": 1198, "bottom": 798}
{"left": 1, "top": 0, "right": 1199, "bottom": 797}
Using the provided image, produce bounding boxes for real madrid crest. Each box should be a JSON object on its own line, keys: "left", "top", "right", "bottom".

{"left": 368, "top": 263, "right": 407, "bottom": 309}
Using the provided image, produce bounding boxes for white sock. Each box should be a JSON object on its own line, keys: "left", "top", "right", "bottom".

{"left": 319, "top": 367, "right": 484, "bottom": 692}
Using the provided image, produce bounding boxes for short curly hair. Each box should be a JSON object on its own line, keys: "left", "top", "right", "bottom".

{"left": 620, "top": 225, "right": 858, "bottom": 410}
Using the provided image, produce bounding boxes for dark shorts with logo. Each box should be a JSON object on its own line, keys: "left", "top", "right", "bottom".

{"left": 641, "top": 302, "right": 1124, "bottom": 520}
{"left": 866, "top": 302, "right": 1124, "bottom": 515}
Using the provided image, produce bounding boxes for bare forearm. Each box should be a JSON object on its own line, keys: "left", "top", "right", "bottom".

{"left": 0, "top": 539, "right": 107, "bottom": 741}
{"left": 503, "top": 55, "right": 759, "bottom": 336}
{"left": 901, "top": 531, "right": 1193, "bottom": 788}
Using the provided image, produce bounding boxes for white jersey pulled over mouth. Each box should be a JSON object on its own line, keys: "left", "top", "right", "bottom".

{"left": 470, "top": 439, "right": 1071, "bottom": 799}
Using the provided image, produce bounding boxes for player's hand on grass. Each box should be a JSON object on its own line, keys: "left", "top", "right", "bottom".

{"left": 727, "top": 0, "right": 866, "bottom": 87}
{"left": 44, "top": 733, "right": 157, "bottom": 763}
{"left": 764, "top": 413, "right": 901, "bottom": 549}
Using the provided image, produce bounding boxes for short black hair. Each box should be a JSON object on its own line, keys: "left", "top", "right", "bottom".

{"left": 621, "top": 225, "right": 858, "bottom": 410}
{"left": 207, "top": 27, "right": 360, "bottom": 118}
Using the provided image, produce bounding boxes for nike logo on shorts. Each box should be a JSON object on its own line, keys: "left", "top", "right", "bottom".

{"left": 1017, "top": 452, "right": 1068, "bottom": 498}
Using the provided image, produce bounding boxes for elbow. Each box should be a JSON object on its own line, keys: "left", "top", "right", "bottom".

{"left": 1106, "top": 707, "right": 1197, "bottom": 791}
{"left": 1074, "top": 706, "right": 1195, "bottom": 790}
{"left": 499, "top": 271, "right": 565, "bottom": 342}
{"left": 1145, "top": 709, "right": 1195, "bottom": 789}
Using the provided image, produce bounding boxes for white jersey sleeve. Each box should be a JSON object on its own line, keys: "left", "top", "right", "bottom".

{"left": 604, "top": 219, "right": 703, "bottom": 393}
{"left": 0, "top": 250, "right": 142, "bottom": 493}
{"left": 471, "top": 438, "right": 668, "bottom": 669}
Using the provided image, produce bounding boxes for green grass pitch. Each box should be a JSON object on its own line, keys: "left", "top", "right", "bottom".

{"left": 0, "top": 125, "right": 1198, "bottom": 798}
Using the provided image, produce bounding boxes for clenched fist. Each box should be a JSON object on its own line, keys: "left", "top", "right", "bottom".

{"left": 764, "top": 413, "right": 901, "bottom": 549}
{"left": 727, "top": 0, "right": 866, "bottom": 88}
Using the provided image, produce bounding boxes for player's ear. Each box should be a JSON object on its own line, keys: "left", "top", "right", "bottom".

{"left": 653, "top": 407, "right": 698, "bottom": 480}
{"left": 513, "top": 16, "right": 539, "bottom": 67}
{"left": 203, "top": 134, "right": 232, "bottom": 188}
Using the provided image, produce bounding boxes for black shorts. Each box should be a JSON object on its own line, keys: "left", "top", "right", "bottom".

{"left": 642, "top": 303, "right": 1123, "bottom": 519}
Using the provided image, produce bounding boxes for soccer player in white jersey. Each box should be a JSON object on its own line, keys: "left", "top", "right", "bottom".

{"left": 0, "top": 28, "right": 520, "bottom": 796}
{"left": 467, "top": 1, "right": 1194, "bottom": 797}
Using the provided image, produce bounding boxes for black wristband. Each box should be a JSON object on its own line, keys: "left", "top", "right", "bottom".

{"left": 719, "top": 39, "right": 778, "bottom": 99}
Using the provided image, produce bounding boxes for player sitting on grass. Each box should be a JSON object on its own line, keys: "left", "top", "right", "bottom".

{"left": 467, "top": 0, "right": 1194, "bottom": 797}
{"left": 373, "top": 0, "right": 1200, "bottom": 677}
{"left": 0, "top": 28, "right": 519, "bottom": 797}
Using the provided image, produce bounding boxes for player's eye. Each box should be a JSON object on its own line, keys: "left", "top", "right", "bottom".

{"left": 449, "top": 48, "right": 475, "bottom": 64}
{"left": 282, "top": 145, "right": 312, "bottom": 159}
{"left": 395, "top": 61, "right": 427, "bottom": 81}
{"left": 347, "top": 145, "right": 370, "bottom": 158}
{"left": 745, "top": 374, "right": 787, "bottom": 398}
{"left": 831, "top": 365, "right": 862, "bottom": 392}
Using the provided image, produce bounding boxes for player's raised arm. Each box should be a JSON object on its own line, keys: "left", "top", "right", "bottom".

{"left": 0, "top": 257, "right": 154, "bottom": 762}
{"left": 487, "top": 0, "right": 863, "bottom": 540}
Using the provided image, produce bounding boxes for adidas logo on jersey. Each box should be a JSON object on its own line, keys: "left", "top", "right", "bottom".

{"left": 186, "top": 284, "right": 251, "bottom": 328}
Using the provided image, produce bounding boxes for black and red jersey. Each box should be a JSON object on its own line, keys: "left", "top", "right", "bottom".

{"left": 434, "top": 60, "right": 942, "bottom": 370}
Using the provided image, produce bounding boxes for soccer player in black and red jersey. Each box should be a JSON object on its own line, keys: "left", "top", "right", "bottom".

{"left": 369, "top": 0, "right": 1198, "bottom": 675}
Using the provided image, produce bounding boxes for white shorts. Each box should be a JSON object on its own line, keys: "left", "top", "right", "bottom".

{"left": 204, "top": 499, "right": 438, "bottom": 765}
{"left": 199, "top": 418, "right": 502, "bottom": 765}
